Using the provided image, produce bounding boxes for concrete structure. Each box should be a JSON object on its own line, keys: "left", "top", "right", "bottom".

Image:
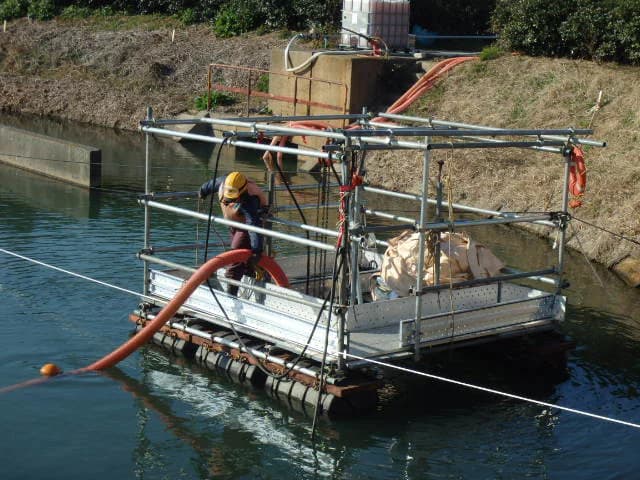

{"left": 0, "top": 124, "right": 101, "bottom": 188}
{"left": 268, "top": 49, "right": 414, "bottom": 125}
{"left": 170, "top": 112, "right": 213, "bottom": 142}
{"left": 268, "top": 48, "right": 415, "bottom": 169}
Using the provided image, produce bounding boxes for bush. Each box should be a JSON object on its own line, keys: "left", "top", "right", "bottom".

{"left": 0, "top": 0, "right": 27, "bottom": 20}
{"left": 255, "top": 74, "right": 269, "bottom": 92}
{"left": 59, "top": 4, "right": 92, "bottom": 18}
{"left": 27, "top": 0, "right": 55, "bottom": 20}
{"left": 97, "top": 6, "right": 118, "bottom": 16}
{"left": 610, "top": 0, "right": 640, "bottom": 63}
{"left": 211, "top": 0, "right": 340, "bottom": 37}
{"left": 412, "top": 0, "right": 495, "bottom": 34}
{"left": 194, "top": 91, "right": 236, "bottom": 111}
{"left": 558, "top": 1, "right": 616, "bottom": 61}
{"left": 492, "top": 0, "right": 572, "bottom": 57}
{"left": 492, "top": 0, "right": 640, "bottom": 64}
{"left": 177, "top": 6, "right": 198, "bottom": 24}
{"left": 283, "top": 0, "right": 341, "bottom": 29}
{"left": 193, "top": 0, "right": 225, "bottom": 22}
{"left": 213, "top": 0, "right": 261, "bottom": 37}
{"left": 479, "top": 44, "right": 504, "bottom": 61}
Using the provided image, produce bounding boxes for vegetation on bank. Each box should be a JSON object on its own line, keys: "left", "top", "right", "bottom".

{"left": 0, "top": 0, "right": 341, "bottom": 36}
{"left": 2, "top": 0, "right": 640, "bottom": 63}
{"left": 493, "top": 0, "right": 640, "bottom": 65}
{"left": 0, "top": 13, "right": 638, "bottom": 272}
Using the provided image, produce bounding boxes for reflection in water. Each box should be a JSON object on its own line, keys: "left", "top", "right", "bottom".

{"left": 107, "top": 348, "right": 348, "bottom": 478}
{"left": 106, "top": 366, "right": 244, "bottom": 478}
{"left": 0, "top": 112, "right": 319, "bottom": 195}
{"left": 0, "top": 162, "right": 96, "bottom": 220}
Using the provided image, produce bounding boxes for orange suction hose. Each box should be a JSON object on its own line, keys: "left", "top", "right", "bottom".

{"left": 83, "top": 250, "right": 288, "bottom": 372}
{"left": 0, "top": 250, "right": 288, "bottom": 393}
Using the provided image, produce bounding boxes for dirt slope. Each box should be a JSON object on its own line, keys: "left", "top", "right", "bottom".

{"left": 0, "top": 17, "right": 287, "bottom": 129}
{"left": 1, "top": 18, "right": 639, "bottom": 279}
{"left": 366, "top": 55, "right": 640, "bottom": 274}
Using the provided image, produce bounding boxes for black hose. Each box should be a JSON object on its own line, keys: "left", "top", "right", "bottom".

{"left": 203, "top": 136, "right": 230, "bottom": 262}
{"left": 311, "top": 246, "right": 345, "bottom": 438}
{"left": 199, "top": 139, "right": 341, "bottom": 381}
{"left": 273, "top": 159, "right": 312, "bottom": 294}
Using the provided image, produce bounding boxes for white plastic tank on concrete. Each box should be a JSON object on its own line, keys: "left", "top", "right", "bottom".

{"left": 341, "top": 0, "right": 410, "bottom": 50}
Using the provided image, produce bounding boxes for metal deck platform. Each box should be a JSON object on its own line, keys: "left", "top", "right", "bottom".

{"left": 147, "top": 266, "right": 563, "bottom": 367}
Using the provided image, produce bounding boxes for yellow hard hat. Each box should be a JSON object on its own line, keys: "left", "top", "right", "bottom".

{"left": 223, "top": 171, "right": 248, "bottom": 200}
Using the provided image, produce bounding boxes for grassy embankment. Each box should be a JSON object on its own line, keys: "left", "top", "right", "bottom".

{"left": 366, "top": 54, "right": 640, "bottom": 280}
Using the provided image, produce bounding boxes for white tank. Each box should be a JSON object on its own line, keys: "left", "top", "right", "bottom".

{"left": 341, "top": 0, "right": 410, "bottom": 50}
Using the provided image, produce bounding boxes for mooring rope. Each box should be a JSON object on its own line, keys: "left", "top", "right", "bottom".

{"left": 0, "top": 246, "right": 325, "bottom": 356}
{"left": 339, "top": 351, "right": 640, "bottom": 430}
{"left": 0, "top": 247, "right": 150, "bottom": 300}
{"left": 571, "top": 215, "right": 640, "bottom": 247}
{"left": 2, "top": 246, "right": 640, "bottom": 431}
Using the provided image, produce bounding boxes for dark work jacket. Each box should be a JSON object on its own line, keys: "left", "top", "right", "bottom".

{"left": 199, "top": 176, "right": 263, "bottom": 253}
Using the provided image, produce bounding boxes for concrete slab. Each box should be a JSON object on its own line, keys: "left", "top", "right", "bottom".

{"left": 170, "top": 112, "right": 213, "bottom": 141}
{"left": 0, "top": 124, "right": 101, "bottom": 187}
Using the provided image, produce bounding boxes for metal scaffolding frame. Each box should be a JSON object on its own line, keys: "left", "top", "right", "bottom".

{"left": 138, "top": 110, "right": 605, "bottom": 367}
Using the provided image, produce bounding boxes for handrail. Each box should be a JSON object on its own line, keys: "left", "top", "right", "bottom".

{"left": 140, "top": 199, "right": 336, "bottom": 252}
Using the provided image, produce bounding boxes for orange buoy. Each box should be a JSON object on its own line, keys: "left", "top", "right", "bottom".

{"left": 40, "top": 363, "right": 62, "bottom": 376}
{"left": 2, "top": 250, "right": 287, "bottom": 392}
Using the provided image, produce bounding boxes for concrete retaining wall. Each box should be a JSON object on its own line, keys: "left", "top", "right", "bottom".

{"left": 0, "top": 125, "right": 101, "bottom": 187}
{"left": 268, "top": 49, "right": 415, "bottom": 119}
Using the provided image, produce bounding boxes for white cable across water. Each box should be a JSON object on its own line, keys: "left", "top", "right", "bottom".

{"left": 1, "top": 246, "right": 639, "bottom": 430}
{"left": 0, "top": 247, "right": 149, "bottom": 299}
{"left": 339, "top": 351, "right": 640, "bottom": 430}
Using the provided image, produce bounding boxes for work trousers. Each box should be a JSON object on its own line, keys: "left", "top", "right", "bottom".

{"left": 226, "top": 229, "right": 254, "bottom": 296}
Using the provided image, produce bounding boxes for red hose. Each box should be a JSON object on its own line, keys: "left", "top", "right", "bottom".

{"left": 0, "top": 250, "right": 288, "bottom": 393}
{"left": 372, "top": 56, "right": 477, "bottom": 122}
{"left": 83, "top": 250, "right": 288, "bottom": 372}
{"left": 270, "top": 57, "right": 478, "bottom": 149}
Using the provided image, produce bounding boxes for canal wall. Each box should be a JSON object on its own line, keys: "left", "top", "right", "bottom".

{"left": 0, "top": 125, "right": 101, "bottom": 188}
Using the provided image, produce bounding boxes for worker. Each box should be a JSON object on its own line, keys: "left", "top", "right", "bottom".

{"left": 199, "top": 171, "right": 268, "bottom": 296}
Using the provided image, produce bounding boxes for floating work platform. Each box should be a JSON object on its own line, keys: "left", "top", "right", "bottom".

{"left": 133, "top": 110, "right": 605, "bottom": 417}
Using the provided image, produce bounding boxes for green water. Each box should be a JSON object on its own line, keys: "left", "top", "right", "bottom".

{"left": 1, "top": 114, "right": 639, "bottom": 479}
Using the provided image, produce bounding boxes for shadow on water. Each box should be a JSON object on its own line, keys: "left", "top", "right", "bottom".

{"left": 1, "top": 111, "right": 312, "bottom": 193}
{"left": 1, "top": 112, "right": 213, "bottom": 192}
{"left": 374, "top": 335, "right": 570, "bottom": 415}
{"left": 565, "top": 305, "right": 640, "bottom": 391}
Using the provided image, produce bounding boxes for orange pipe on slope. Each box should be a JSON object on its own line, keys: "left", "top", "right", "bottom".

{"left": 83, "top": 250, "right": 289, "bottom": 372}
{"left": 271, "top": 58, "right": 478, "bottom": 142}
{"left": 375, "top": 56, "right": 477, "bottom": 121}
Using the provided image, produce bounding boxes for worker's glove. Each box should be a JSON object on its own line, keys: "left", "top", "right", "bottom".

{"left": 248, "top": 250, "right": 262, "bottom": 270}
{"left": 259, "top": 204, "right": 272, "bottom": 218}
